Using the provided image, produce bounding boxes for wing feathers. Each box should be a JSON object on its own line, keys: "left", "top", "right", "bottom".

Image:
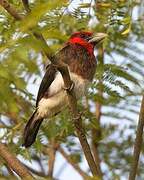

{"left": 36, "top": 64, "right": 57, "bottom": 106}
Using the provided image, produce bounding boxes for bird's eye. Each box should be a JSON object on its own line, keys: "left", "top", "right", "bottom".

{"left": 80, "top": 34, "right": 86, "bottom": 38}
{"left": 80, "top": 34, "right": 90, "bottom": 41}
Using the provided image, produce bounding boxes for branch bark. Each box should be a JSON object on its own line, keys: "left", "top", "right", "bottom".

{"left": 47, "top": 140, "right": 57, "bottom": 178}
{"left": 0, "top": 0, "right": 23, "bottom": 20}
{"left": 65, "top": 92, "right": 99, "bottom": 177}
{"left": 129, "top": 95, "right": 144, "bottom": 180}
{"left": 22, "top": 0, "right": 30, "bottom": 12}
{"left": 0, "top": 1, "right": 100, "bottom": 178}
{"left": 0, "top": 143, "right": 34, "bottom": 179}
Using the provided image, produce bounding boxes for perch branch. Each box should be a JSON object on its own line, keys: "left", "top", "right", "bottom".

{"left": 129, "top": 95, "right": 144, "bottom": 180}
{"left": 0, "top": 143, "right": 34, "bottom": 179}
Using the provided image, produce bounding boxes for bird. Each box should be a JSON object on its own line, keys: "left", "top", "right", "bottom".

{"left": 23, "top": 31, "right": 107, "bottom": 147}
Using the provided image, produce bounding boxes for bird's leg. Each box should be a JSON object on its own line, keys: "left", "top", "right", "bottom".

{"left": 72, "top": 112, "right": 82, "bottom": 121}
{"left": 63, "top": 81, "right": 75, "bottom": 91}
{"left": 71, "top": 112, "right": 83, "bottom": 137}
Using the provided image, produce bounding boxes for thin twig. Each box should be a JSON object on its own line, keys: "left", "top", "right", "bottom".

{"left": 24, "top": 164, "right": 59, "bottom": 180}
{"left": 0, "top": 143, "right": 34, "bottom": 179}
{"left": 31, "top": 155, "right": 45, "bottom": 174}
{"left": 0, "top": 0, "right": 23, "bottom": 20}
{"left": 48, "top": 149, "right": 56, "bottom": 178}
{"left": 129, "top": 95, "right": 144, "bottom": 180}
{"left": 23, "top": 164, "right": 47, "bottom": 177}
{"left": 59, "top": 146, "right": 89, "bottom": 179}
{"left": 22, "top": 0, "right": 31, "bottom": 12}
{"left": 48, "top": 140, "right": 57, "bottom": 178}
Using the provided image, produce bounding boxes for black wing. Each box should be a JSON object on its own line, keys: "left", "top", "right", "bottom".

{"left": 36, "top": 64, "right": 57, "bottom": 107}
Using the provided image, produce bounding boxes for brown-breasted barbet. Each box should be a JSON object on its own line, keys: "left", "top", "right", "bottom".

{"left": 23, "top": 31, "right": 107, "bottom": 147}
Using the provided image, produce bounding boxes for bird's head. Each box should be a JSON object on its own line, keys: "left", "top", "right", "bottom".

{"left": 68, "top": 31, "right": 107, "bottom": 55}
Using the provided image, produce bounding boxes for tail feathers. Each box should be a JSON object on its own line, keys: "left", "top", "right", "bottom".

{"left": 23, "top": 111, "right": 43, "bottom": 148}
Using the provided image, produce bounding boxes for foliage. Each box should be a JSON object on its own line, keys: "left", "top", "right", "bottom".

{"left": 0, "top": 0, "right": 144, "bottom": 179}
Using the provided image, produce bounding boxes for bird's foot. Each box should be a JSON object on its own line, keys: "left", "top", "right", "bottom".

{"left": 63, "top": 81, "right": 74, "bottom": 91}
{"left": 73, "top": 112, "right": 82, "bottom": 121}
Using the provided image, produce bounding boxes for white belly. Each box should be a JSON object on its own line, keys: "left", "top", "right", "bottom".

{"left": 37, "top": 72, "right": 89, "bottom": 118}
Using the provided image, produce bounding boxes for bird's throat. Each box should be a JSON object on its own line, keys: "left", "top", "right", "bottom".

{"left": 69, "top": 37, "right": 94, "bottom": 55}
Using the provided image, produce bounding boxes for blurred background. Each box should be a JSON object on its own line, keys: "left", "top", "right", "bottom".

{"left": 0, "top": 0, "right": 144, "bottom": 179}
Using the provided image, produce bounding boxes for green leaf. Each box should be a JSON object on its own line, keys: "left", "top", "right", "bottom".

{"left": 104, "top": 64, "right": 139, "bottom": 85}
{"left": 20, "top": 1, "right": 66, "bottom": 32}
{"left": 121, "top": 24, "right": 131, "bottom": 35}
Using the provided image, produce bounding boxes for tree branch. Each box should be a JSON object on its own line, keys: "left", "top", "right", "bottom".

{"left": 23, "top": 164, "right": 47, "bottom": 177}
{"left": 31, "top": 155, "right": 46, "bottom": 174}
{"left": 0, "top": 1, "right": 100, "bottom": 177}
{"left": 0, "top": 143, "right": 34, "bottom": 179}
{"left": 59, "top": 146, "right": 89, "bottom": 179}
{"left": 5, "top": 163, "right": 15, "bottom": 177}
{"left": 23, "top": 163, "right": 59, "bottom": 180}
{"left": 47, "top": 140, "right": 57, "bottom": 178}
{"left": 0, "top": 0, "right": 23, "bottom": 20}
{"left": 91, "top": 103, "right": 102, "bottom": 176}
{"left": 22, "top": 0, "right": 30, "bottom": 12}
{"left": 129, "top": 95, "right": 144, "bottom": 180}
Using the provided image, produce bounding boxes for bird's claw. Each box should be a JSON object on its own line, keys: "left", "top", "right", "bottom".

{"left": 73, "top": 112, "right": 82, "bottom": 121}
{"left": 63, "top": 81, "right": 74, "bottom": 91}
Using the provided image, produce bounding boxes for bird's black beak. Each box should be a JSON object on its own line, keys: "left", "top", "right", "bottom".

{"left": 88, "top": 33, "right": 107, "bottom": 45}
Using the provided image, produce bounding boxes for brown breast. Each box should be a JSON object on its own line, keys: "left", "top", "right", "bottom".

{"left": 56, "top": 43, "right": 97, "bottom": 81}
